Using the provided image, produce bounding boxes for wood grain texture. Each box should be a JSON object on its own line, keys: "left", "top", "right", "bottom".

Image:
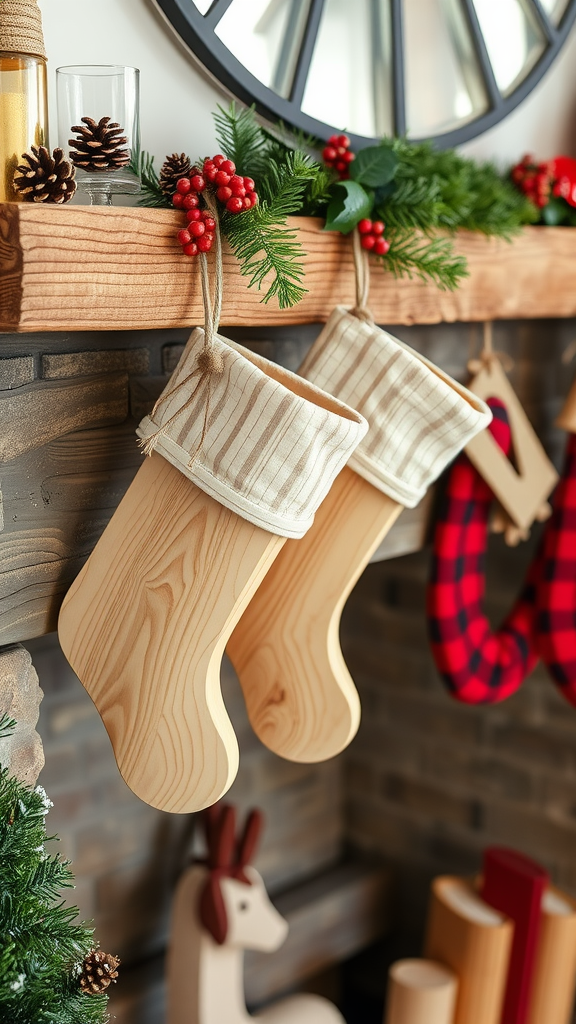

{"left": 2, "top": 204, "right": 576, "bottom": 331}
{"left": 227, "top": 467, "right": 401, "bottom": 763}
{"left": 384, "top": 960, "right": 458, "bottom": 1024}
{"left": 58, "top": 453, "right": 285, "bottom": 813}
{"left": 527, "top": 887, "right": 576, "bottom": 1024}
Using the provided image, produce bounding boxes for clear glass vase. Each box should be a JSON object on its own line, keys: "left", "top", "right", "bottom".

{"left": 56, "top": 65, "right": 140, "bottom": 206}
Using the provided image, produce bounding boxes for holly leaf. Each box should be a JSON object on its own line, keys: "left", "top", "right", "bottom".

{"left": 350, "top": 145, "right": 399, "bottom": 188}
{"left": 324, "top": 181, "right": 372, "bottom": 234}
{"left": 542, "top": 197, "right": 569, "bottom": 226}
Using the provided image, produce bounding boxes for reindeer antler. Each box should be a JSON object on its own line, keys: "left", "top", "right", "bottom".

{"left": 235, "top": 809, "right": 263, "bottom": 880}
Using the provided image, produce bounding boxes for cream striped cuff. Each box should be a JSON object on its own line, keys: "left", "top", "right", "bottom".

{"left": 299, "top": 308, "right": 492, "bottom": 508}
{"left": 137, "top": 327, "right": 368, "bottom": 539}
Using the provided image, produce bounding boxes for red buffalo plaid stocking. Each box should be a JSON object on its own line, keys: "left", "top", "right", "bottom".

{"left": 536, "top": 433, "right": 576, "bottom": 705}
{"left": 427, "top": 399, "right": 542, "bottom": 704}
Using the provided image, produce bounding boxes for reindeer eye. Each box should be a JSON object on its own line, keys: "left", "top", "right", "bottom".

{"left": 239, "top": 901, "right": 249, "bottom": 911}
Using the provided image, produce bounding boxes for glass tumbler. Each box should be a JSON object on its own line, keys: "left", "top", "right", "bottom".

{"left": 56, "top": 65, "right": 140, "bottom": 205}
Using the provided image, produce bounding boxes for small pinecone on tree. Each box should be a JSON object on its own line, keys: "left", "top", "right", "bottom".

{"left": 13, "top": 146, "right": 77, "bottom": 204}
{"left": 69, "top": 116, "right": 130, "bottom": 172}
{"left": 79, "top": 950, "right": 121, "bottom": 995}
{"left": 159, "top": 152, "right": 193, "bottom": 196}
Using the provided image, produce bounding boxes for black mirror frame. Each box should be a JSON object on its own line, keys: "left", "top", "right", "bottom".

{"left": 152, "top": 0, "right": 576, "bottom": 150}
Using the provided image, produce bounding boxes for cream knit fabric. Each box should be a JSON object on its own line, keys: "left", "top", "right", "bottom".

{"left": 299, "top": 307, "right": 492, "bottom": 508}
{"left": 137, "top": 328, "right": 368, "bottom": 539}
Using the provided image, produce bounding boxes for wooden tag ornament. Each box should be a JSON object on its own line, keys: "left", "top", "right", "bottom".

{"left": 228, "top": 306, "right": 491, "bottom": 764}
{"left": 58, "top": 328, "right": 366, "bottom": 814}
{"left": 465, "top": 323, "right": 558, "bottom": 534}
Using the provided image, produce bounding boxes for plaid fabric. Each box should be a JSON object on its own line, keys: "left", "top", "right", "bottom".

{"left": 427, "top": 399, "right": 541, "bottom": 704}
{"left": 536, "top": 433, "right": 576, "bottom": 705}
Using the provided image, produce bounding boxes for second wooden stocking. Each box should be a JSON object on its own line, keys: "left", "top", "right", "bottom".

{"left": 228, "top": 307, "right": 491, "bottom": 763}
{"left": 58, "top": 327, "right": 366, "bottom": 813}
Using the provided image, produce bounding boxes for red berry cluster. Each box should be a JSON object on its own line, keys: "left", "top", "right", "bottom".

{"left": 358, "top": 219, "right": 390, "bottom": 255}
{"left": 177, "top": 209, "right": 217, "bottom": 257}
{"left": 172, "top": 155, "right": 258, "bottom": 215}
{"left": 511, "top": 154, "right": 553, "bottom": 208}
{"left": 322, "top": 134, "right": 355, "bottom": 180}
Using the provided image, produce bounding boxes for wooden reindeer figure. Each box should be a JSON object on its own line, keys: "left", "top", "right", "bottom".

{"left": 167, "top": 804, "right": 345, "bottom": 1024}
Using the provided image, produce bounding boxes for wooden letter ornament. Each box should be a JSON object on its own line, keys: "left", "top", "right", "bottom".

{"left": 424, "top": 876, "right": 513, "bottom": 1024}
{"left": 384, "top": 959, "right": 458, "bottom": 1024}
{"left": 465, "top": 326, "right": 558, "bottom": 533}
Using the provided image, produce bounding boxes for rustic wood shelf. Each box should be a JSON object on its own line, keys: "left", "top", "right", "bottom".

{"left": 2, "top": 204, "right": 576, "bottom": 333}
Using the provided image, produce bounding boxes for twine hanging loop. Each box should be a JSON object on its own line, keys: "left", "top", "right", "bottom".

{"left": 351, "top": 228, "right": 375, "bottom": 324}
{"left": 468, "top": 321, "right": 514, "bottom": 375}
{"left": 139, "top": 192, "right": 224, "bottom": 464}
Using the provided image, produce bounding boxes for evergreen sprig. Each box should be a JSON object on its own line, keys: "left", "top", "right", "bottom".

{"left": 129, "top": 147, "right": 168, "bottom": 208}
{"left": 0, "top": 722, "right": 109, "bottom": 1024}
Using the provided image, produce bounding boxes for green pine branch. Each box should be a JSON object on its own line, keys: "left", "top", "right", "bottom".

{"left": 222, "top": 151, "right": 318, "bottom": 307}
{"left": 130, "top": 146, "right": 171, "bottom": 208}
{"left": 0, "top": 768, "right": 110, "bottom": 1024}
{"left": 382, "top": 229, "right": 469, "bottom": 291}
{"left": 213, "top": 102, "right": 269, "bottom": 183}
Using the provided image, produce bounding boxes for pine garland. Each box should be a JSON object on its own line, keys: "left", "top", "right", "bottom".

{"left": 134, "top": 104, "right": 539, "bottom": 304}
{"left": 0, "top": 715, "right": 109, "bottom": 1024}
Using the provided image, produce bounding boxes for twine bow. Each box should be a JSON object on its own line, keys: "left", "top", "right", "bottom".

{"left": 351, "top": 228, "right": 375, "bottom": 324}
{"left": 468, "top": 322, "right": 515, "bottom": 375}
{"left": 139, "top": 192, "right": 224, "bottom": 466}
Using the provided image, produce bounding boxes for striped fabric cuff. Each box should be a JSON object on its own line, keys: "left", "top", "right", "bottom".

{"left": 299, "top": 307, "right": 492, "bottom": 508}
{"left": 137, "top": 328, "right": 368, "bottom": 539}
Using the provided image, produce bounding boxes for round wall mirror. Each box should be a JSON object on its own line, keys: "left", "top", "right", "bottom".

{"left": 154, "top": 0, "right": 576, "bottom": 148}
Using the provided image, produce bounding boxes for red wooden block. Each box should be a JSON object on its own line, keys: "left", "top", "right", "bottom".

{"left": 481, "top": 847, "right": 548, "bottom": 1024}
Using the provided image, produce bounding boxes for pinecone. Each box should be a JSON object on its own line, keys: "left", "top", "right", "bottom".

{"left": 69, "top": 116, "right": 130, "bottom": 172}
{"left": 79, "top": 950, "right": 121, "bottom": 995}
{"left": 159, "top": 152, "right": 193, "bottom": 196}
{"left": 13, "top": 146, "right": 77, "bottom": 204}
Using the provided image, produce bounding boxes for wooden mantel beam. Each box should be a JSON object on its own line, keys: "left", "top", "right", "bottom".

{"left": 1, "top": 203, "right": 576, "bottom": 334}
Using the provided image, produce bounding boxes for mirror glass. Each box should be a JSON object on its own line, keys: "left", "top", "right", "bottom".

{"left": 216, "top": 0, "right": 312, "bottom": 98}
{"left": 301, "top": 0, "right": 393, "bottom": 137}
{"left": 540, "top": 0, "right": 570, "bottom": 23}
{"left": 472, "top": 0, "right": 546, "bottom": 95}
{"left": 404, "top": 0, "right": 488, "bottom": 137}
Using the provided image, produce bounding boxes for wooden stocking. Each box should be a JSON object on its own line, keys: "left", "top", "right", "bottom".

{"left": 59, "top": 329, "right": 366, "bottom": 813}
{"left": 228, "top": 307, "right": 491, "bottom": 763}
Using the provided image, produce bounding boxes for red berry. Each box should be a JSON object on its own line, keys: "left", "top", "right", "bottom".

{"left": 536, "top": 195, "right": 548, "bottom": 208}
{"left": 190, "top": 174, "right": 206, "bottom": 192}
{"left": 360, "top": 234, "right": 376, "bottom": 251}
{"left": 358, "top": 219, "right": 372, "bottom": 234}
{"left": 243, "top": 177, "right": 255, "bottom": 192}
{"left": 186, "top": 208, "right": 202, "bottom": 221}
{"left": 212, "top": 154, "right": 226, "bottom": 167}
{"left": 323, "top": 146, "right": 337, "bottom": 163}
{"left": 372, "top": 220, "right": 385, "bottom": 235}
{"left": 335, "top": 160, "right": 347, "bottom": 173}
{"left": 220, "top": 159, "right": 236, "bottom": 176}
{"left": 373, "top": 238, "right": 390, "bottom": 255}
{"left": 202, "top": 215, "right": 216, "bottom": 231}
{"left": 197, "top": 235, "right": 213, "bottom": 252}
{"left": 176, "top": 177, "right": 191, "bottom": 194}
{"left": 204, "top": 231, "right": 214, "bottom": 243}
{"left": 203, "top": 161, "right": 218, "bottom": 182}
{"left": 177, "top": 228, "right": 192, "bottom": 245}
{"left": 182, "top": 242, "right": 198, "bottom": 257}
{"left": 216, "top": 185, "right": 232, "bottom": 202}
{"left": 172, "top": 193, "right": 184, "bottom": 208}
{"left": 215, "top": 170, "right": 231, "bottom": 187}
{"left": 250, "top": 192, "right": 259, "bottom": 206}
{"left": 189, "top": 221, "right": 206, "bottom": 237}
{"left": 344, "top": 150, "right": 355, "bottom": 164}
{"left": 337, "top": 134, "right": 350, "bottom": 148}
{"left": 243, "top": 196, "right": 252, "bottom": 209}
{"left": 183, "top": 193, "right": 199, "bottom": 210}
{"left": 336, "top": 146, "right": 348, "bottom": 157}
{"left": 229, "top": 173, "right": 245, "bottom": 189}
{"left": 226, "top": 196, "right": 244, "bottom": 213}
{"left": 328, "top": 134, "right": 340, "bottom": 146}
